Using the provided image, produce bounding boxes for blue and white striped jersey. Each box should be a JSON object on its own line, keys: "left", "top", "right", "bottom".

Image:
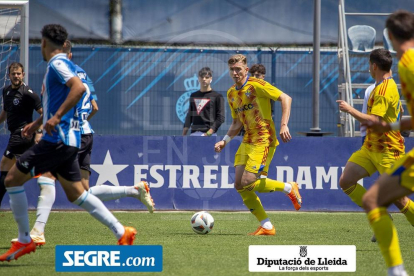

{"left": 41, "top": 53, "right": 81, "bottom": 148}
{"left": 75, "top": 64, "right": 95, "bottom": 135}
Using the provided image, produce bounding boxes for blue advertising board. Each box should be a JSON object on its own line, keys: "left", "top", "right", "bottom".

{"left": 1, "top": 136, "right": 413, "bottom": 212}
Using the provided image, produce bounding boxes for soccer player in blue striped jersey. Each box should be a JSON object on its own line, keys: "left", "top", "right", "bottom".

{"left": 0, "top": 24, "right": 136, "bottom": 262}
{"left": 63, "top": 40, "right": 154, "bottom": 211}
{"left": 9, "top": 40, "right": 155, "bottom": 248}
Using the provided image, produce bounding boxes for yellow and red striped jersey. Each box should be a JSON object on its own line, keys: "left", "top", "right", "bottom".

{"left": 227, "top": 77, "right": 283, "bottom": 147}
{"left": 399, "top": 49, "right": 414, "bottom": 117}
{"left": 363, "top": 77, "right": 405, "bottom": 154}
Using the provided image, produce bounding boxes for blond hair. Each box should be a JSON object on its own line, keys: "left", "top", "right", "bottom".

{"left": 228, "top": 54, "right": 247, "bottom": 66}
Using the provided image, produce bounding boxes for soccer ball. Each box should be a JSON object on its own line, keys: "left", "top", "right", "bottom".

{"left": 190, "top": 211, "right": 214, "bottom": 234}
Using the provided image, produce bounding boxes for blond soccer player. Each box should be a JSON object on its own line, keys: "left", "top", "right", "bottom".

{"left": 214, "top": 54, "right": 302, "bottom": 236}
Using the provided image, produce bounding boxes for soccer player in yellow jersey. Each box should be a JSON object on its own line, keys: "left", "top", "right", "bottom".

{"left": 214, "top": 54, "right": 302, "bottom": 236}
{"left": 362, "top": 10, "right": 414, "bottom": 276}
{"left": 337, "top": 49, "right": 414, "bottom": 240}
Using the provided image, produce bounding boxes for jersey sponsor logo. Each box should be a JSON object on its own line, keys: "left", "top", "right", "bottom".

{"left": 194, "top": 98, "right": 210, "bottom": 115}
{"left": 13, "top": 98, "right": 19, "bottom": 105}
{"left": 234, "top": 103, "right": 254, "bottom": 114}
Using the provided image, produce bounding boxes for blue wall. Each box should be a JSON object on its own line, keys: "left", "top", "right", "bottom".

{"left": 1, "top": 136, "right": 412, "bottom": 211}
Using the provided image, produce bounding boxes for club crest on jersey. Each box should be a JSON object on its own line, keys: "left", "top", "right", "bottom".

{"left": 245, "top": 91, "right": 251, "bottom": 98}
{"left": 13, "top": 98, "right": 19, "bottom": 105}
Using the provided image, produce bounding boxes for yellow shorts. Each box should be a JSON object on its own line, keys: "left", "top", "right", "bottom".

{"left": 348, "top": 146, "right": 402, "bottom": 176}
{"left": 385, "top": 148, "right": 414, "bottom": 192}
{"left": 234, "top": 143, "right": 276, "bottom": 175}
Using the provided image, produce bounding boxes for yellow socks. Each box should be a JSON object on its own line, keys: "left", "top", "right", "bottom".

{"left": 400, "top": 199, "right": 414, "bottom": 226}
{"left": 368, "top": 207, "right": 403, "bottom": 267}
{"left": 237, "top": 189, "right": 268, "bottom": 222}
{"left": 343, "top": 184, "right": 367, "bottom": 207}
{"left": 244, "top": 178, "right": 285, "bottom": 193}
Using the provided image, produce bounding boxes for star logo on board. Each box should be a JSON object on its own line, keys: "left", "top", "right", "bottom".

{"left": 90, "top": 150, "right": 128, "bottom": 186}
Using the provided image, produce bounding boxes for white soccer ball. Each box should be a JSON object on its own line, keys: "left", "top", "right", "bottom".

{"left": 190, "top": 211, "right": 214, "bottom": 234}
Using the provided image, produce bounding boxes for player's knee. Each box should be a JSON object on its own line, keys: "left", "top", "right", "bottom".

{"left": 4, "top": 172, "right": 15, "bottom": 187}
{"left": 338, "top": 173, "right": 351, "bottom": 190}
{"left": 362, "top": 191, "right": 375, "bottom": 212}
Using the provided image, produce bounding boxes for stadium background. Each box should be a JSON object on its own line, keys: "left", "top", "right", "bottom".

{"left": 0, "top": 0, "right": 413, "bottom": 211}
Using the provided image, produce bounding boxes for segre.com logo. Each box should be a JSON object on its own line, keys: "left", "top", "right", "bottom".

{"left": 55, "top": 245, "right": 162, "bottom": 272}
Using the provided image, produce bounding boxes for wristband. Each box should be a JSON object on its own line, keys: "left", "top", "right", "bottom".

{"left": 222, "top": 135, "right": 232, "bottom": 144}
{"left": 390, "top": 122, "right": 400, "bottom": 131}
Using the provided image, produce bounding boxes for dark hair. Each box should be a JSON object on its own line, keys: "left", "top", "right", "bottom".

{"left": 41, "top": 24, "right": 68, "bottom": 46}
{"left": 386, "top": 10, "right": 414, "bottom": 42}
{"left": 249, "top": 64, "right": 266, "bottom": 75}
{"left": 62, "top": 40, "right": 72, "bottom": 54}
{"left": 198, "top": 67, "right": 213, "bottom": 77}
{"left": 8, "top": 62, "right": 24, "bottom": 74}
{"left": 370, "top": 48, "right": 392, "bottom": 71}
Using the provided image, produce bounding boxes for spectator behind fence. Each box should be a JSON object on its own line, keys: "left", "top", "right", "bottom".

{"left": 183, "top": 67, "right": 225, "bottom": 136}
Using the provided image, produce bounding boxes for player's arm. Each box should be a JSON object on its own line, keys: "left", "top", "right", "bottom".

{"left": 214, "top": 117, "right": 243, "bottom": 153}
{"left": 87, "top": 99, "right": 98, "bottom": 121}
{"left": 277, "top": 93, "right": 292, "bottom": 142}
{"left": 44, "top": 77, "right": 85, "bottom": 135}
{"left": 337, "top": 100, "right": 380, "bottom": 124}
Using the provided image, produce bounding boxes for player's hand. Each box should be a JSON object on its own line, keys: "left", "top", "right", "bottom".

{"left": 361, "top": 120, "right": 390, "bottom": 134}
{"left": 214, "top": 141, "right": 226, "bottom": 153}
{"left": 44, "top": 116, "right": 61, "bottom": 136}
{"left": 280, "top": 125, "right": 292, "bottom": 143}
{"left": 22, "top": 123, "right": 36, "bottom": 139}
{"left": 336, "top": 100, "right": 351, "bottom": 113}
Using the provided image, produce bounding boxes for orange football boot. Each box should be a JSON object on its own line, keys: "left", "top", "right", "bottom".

{"left": 117, "top": 227, "right": 137, "bottom": 245}
{"left": 0, "top": 239, "right": 36, "bottom": 262}
{"left": 287, "top": 182, "right": 302, "bottom": 210}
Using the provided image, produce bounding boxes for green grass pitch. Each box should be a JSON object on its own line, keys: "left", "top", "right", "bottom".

{"left": 0, "top": 211, "right": 413, "bottom": 276}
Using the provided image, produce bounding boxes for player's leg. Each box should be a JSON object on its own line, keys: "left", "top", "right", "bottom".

{"left": 235, "top": 165, "right": 274, "bottom": 235}
{"left": 0, "top": 153, "right": 16, "bottom": 206}
{"left": 362, "top": 172, "right": 411, "bottom": 276}
{"left": 376, "top": 151, "right": 414, "bottom": 226}
{"left": 242, "top": 146, "right": 302, "bottom": 210}
{"left": 31, "top": 172, "right": 56, "bottom": 245}
{"left": 339, "top": 148, "right": 374, "bottom": 207}
{"left": 0, "top": 162, "right": 36, "bottom": 261}
{"left": 393, "top": 196, "right": 414, "bottom": 226}
{"left": 56, "top": 146, "right": 136, "bottom": 245}
{"left": 0, "top": 131, "right": 30, "bottom": 206}
{"left": 80, "top": 134, "right": 154, "bottom": 211}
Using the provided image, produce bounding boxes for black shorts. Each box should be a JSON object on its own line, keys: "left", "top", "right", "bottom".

{"left": 16, "top": 140, "right": 81, "bottom": 182}
{"left": 4, "top": 129, "right": 35, "bottom": 159}
{"left": 79, "top": 134, "right": 93, "bottom": 173}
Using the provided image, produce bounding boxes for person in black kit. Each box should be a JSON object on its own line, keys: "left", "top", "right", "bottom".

{"left": 0, "top": 62, "right": 42, "bottom": 206}
{"left": 182, "top": 67, "right": 225, "bottom": 136}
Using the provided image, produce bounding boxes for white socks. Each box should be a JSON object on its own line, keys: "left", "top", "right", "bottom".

{"left": 7, "top": 186, "right": 31, "bottom": 243}
{"left": 89, "top": 185, "right": 138, "bottom": 201}
{"left": 283, "top": 183, "right": 292, "bottom": 194}
{"left": 388, "top": 265, "right": 408, "bottom": 276}
{"left": 260, "top": 218, "right": 273, "bottom": 230}
{"left": 72, "top": 190, "right": 125, "bottom": 239}
{"left": 33, "top": 176, "right": 56, "bottom": 234}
